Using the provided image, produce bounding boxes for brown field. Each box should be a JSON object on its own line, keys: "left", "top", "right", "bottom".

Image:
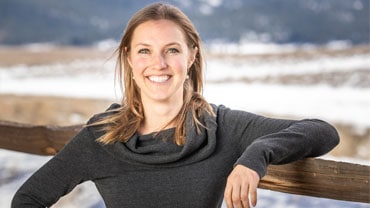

{"left": 0, "top": 44, "right": 369, "bottom": 67}
{"left": 0, "top": 94, "right": 112, "bottom": 125}
{"left": 206, "top": 44, "right": 370, "bottom": 60}
{"left": 0, "top": 45, "right": 114, "bottom": 67}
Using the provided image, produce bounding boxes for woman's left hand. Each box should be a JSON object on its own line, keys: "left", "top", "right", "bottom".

{"left": 224, "top": 164, "right": 260, "bottom": 208}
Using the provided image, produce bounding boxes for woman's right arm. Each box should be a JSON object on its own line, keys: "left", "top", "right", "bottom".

{"left": 11, "top": 127, "right": 98, "bottom": 207}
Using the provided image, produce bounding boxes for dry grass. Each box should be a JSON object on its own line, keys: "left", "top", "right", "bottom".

{"left": 0, "top": 45, "right": 114, "bottom": 67}
{"left": 0, "top": 94, "right": 113, "bottom": 125}
{"left": 1, "top": 44, "right": 368, "bottom": 67}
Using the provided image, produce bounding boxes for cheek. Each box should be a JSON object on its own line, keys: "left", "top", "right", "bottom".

{"left": 168, "top": 58, "right": 188, "bottom": 74}
{"left": 130, "top": 57, "right": 148, "bottom": 74}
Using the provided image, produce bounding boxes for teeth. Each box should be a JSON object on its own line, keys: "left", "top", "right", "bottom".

{"left": 148, "top": 75, "right": 170, "bottom": 83}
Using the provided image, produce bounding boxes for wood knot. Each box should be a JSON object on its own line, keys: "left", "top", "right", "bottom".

{"left": 44, "top": 147, "right": 57, "bottom": 155}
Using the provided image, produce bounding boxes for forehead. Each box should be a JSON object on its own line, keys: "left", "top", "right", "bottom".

{"left": 131, "top": 19, "right": 187, "bottom": 46}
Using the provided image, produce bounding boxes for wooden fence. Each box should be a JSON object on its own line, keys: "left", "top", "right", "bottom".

{"left": 0, "top": 120, "right": 369, "bottom": 204}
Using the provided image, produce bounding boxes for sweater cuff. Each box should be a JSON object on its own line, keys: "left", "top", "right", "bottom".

{"left": 234, "top": 147, "right": 269, "bottom": 179}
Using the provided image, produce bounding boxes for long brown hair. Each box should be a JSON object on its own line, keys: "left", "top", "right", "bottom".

{"left": 95, "top": 3, "right": 214, "bottom": 145}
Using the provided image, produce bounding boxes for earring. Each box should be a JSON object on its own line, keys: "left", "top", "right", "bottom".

{"left": 186, "top": 75, "right": 189, "bottom": 79}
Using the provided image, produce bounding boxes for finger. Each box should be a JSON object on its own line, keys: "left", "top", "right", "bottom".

{"left": 240, "top": 183, "right": 250, "bottom": 208}
{"left": 249, "top": 182, "right": 258, "bottom": 207}
{"left": 224, "top": 183, "right": 233, "bottom": 208}
{"left": 231, "top": 184, "right": 243, "bottom": 208}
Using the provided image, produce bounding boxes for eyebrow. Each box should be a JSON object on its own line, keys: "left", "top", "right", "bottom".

{"left": 133, "top": 42, "right": 182, "bottom": 48}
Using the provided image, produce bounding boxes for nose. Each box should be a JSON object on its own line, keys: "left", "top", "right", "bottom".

{"left": 152, "top": 52, "right": 167, "bottom": 70}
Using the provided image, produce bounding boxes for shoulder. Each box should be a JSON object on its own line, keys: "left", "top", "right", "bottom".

{"left": 87, "top": 103, "right": 121, "bottom": 124}
{"left": 210, "top": 104, "right": 259, "bottom": 123}
{"left": 83, "top": 103, "right": 121, "bottom": 138}
{"left": 53, "top": 104, "right": 121, "bottom": 158}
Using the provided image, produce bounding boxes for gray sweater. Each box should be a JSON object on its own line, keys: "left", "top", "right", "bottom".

{"left": 12, "top": 104, "right": 339, "bottom": 208}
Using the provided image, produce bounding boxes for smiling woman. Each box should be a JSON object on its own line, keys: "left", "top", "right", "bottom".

{"left": 11, "top": 3, "right": 340, "bottom": 208}
{"left": 96, "top": 3, "right": 211, "bottom": 147}
{"left": 127, "top": 19, "right": 197, "bottom": 135}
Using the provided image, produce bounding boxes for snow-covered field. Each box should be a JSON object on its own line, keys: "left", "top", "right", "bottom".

{"left": 0, "top": 43, "right": 369, "bottom": 207}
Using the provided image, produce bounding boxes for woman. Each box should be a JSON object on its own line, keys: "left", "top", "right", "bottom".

{"left": 12, "top": 3, "right": 339, "bottom": 208}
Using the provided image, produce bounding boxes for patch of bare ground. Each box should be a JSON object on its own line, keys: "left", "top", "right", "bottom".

{"left": 0, "top": 94, "right": 368, "bottom": 160}
{"left": 330, "top": 124, "right": 370, "bottom": 160}
{"left": 1, "top": 44, "right": 368, "bottom": 67}
{"left": 0, "top": 94, "right": 113, "bottom": 125}
{"left": 0, "top": 45, "right": 114, "bottom": 67}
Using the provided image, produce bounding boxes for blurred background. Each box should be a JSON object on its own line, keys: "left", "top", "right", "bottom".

{"left": 0, "top": 0, "right": 369, "bottom": 207}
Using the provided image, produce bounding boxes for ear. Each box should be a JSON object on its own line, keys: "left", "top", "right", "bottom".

{"left": 125, "top": 47, "right": 133, "bottom": 68}
{"left": 188, "top": 46, "right": 198, "bottom": 67}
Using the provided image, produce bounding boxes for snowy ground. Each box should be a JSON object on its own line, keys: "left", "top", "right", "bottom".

{"left": 0, "top": 43, "right": 369, "bottom": 207}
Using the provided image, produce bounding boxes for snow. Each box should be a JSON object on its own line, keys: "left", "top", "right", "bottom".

{"left": 204, "top": 83, "right": 370, "bottom": 130}
{"left": 0, "top": 43, "right": 369, "bottom": 207}
{"left": 208, "top": 42, "right": 297, "bottom": 55}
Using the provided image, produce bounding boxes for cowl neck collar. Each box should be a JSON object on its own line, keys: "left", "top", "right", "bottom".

{"left": 100, "top": 107, "right": 218, "bottom": 168}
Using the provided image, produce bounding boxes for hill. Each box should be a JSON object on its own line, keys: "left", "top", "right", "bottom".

{"left": 0, "top": 0, "right": 368, "bottom": 45}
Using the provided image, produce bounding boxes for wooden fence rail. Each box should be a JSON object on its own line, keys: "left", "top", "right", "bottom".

{"left": 0, "top": 120, "right": 369, "bottom": 204}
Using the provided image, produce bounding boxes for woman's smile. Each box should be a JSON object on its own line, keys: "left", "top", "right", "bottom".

{"left": 147, "top": 75, "right": 172, "bottom": 83}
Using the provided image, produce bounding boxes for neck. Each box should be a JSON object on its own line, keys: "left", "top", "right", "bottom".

{"left": 139, "top": 97, "right": 183, "bottom": 135}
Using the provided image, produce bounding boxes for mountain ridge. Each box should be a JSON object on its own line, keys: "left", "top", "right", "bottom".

{"left": 0, "top": 0, "right": 368, "bottom": 45}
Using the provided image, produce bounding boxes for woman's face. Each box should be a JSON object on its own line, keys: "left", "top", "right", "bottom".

{"left": 127, "top": 19, "right": 196, "bottom": 105}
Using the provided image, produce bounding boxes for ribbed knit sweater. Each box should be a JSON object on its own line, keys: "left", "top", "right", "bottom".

{"left": 12, "top": 104, "right": 339, "bottom": 208}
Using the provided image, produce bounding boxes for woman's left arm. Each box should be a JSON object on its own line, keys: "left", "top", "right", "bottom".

{"left": 235, "top": 118, "right": 340, "bottom": 177}
{"left": 236, "top": 119, "right": 339, "bottom": 177}
{"left": 217, "top": 105, "right": 340, "bottom": 178}
{"left": 218, "top": 106, "right": 340, "bottom": 208}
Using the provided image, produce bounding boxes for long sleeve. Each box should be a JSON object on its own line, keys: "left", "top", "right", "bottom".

{"left": 216, "top": 105, "right": 340, "bottom": 178}
{"left": 11, "top": 126, "right": 101, "bottom": 207}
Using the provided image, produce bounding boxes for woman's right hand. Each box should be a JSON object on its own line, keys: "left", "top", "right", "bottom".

{"left": 224, "top": 164, "right": 260, "bottom": 208}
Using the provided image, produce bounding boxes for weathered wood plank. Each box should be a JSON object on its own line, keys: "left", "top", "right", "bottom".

{"left": 0, "top": 120, "right": 369, "bottom": 203}
{"left": 259, "top": 158, "right": 370, "bottom": 203}
{"left": 0, "top": 120, "right": 82, "bottom": 155}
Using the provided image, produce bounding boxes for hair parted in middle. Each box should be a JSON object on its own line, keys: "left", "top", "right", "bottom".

{"left": 95, "top": 2, "right": 214, "bottom": 145}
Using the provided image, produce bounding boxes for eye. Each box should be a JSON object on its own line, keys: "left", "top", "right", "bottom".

{"left": 167, "top": 48, "right": 180, "bottom": 54}
{"left": 138, "top": 48, "right": 150, "bottom": 54}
